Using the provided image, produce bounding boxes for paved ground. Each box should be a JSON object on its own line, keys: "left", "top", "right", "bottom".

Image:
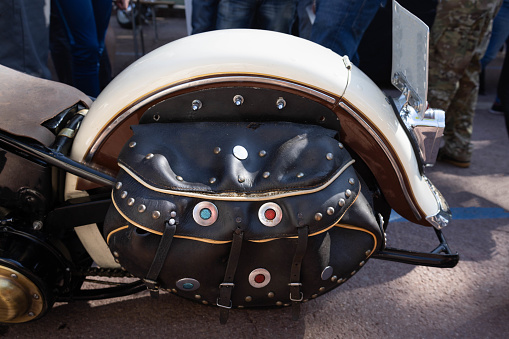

{"left": 2, "top": 10, "right": 509, "bottom": 339}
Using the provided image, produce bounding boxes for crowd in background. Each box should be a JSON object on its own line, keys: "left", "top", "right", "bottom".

{"left": 0, "top": 0, "right": 507, "bottom": 167}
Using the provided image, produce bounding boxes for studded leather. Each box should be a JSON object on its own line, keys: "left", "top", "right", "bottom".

{"left": 104, "top": 121, "right": 383, "bottom": 310}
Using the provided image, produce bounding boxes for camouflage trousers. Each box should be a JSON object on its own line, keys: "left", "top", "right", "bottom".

{"left": 428, "top": 0, "right": 502, "bottom": 162}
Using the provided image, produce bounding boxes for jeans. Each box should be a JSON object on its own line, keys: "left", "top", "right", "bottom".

{"left": 191, "top": 0, "right": 220, "bottom": 34}
{"left": 481, "top": 0, "right": 509, "bottom": 67}
{"left": 53, "top": 0, "right": 112, "bottom": 97}
{"left": 216, "top": 0, "right": 298, "bottom": 33}
{"left": 310, "top": 0, "right": 386, "bottom": 65}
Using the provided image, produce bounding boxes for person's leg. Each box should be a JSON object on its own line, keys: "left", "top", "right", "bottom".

{"left": 310, "top": 0, "right": 384, "bottom": 65}
{"left": 255, "top": 0, "right": 298, "bottom": 33}
{"left": 191, "top": 0, "right": 220, "bottom": 34}
{"left": 481, "top": 0, "right": 509, "bottom": 68}
{"left": 55, "top": 0, "right": 102, "bottom": 97}
{"left": 216, "top": 0, "right": 256, "bottom": 29}
{"left": 497, "top": 40, "right": 509, "bottom": 137}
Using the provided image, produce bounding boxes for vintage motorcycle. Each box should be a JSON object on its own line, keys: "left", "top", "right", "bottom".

{"left": 0, "top": 1, "right": 458, "bottom": 324}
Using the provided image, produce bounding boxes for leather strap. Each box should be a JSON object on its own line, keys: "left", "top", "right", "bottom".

{"left": 144, "top": 220, "right": 177, "bottom": 298}
{"left": 289, "top": 225, "right": 309, "bottom": 320}
{"left": 218, "top": 228, "right": 244, "bottom": 324}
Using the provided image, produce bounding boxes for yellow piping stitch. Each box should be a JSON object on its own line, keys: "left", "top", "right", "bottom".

{"left": 106, "top": 225, "right": 129, "bottom": 244}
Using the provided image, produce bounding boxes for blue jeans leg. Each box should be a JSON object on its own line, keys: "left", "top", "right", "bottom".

{"left": 481, "top": 0, "right": 509, "bottom": 67}
{"left": 55, "top": 0, "right": 111, "bottom": 97}
{"left": 191, "top": 0, "right": 220, "bottom": 34}
{"left": 310, "top": 0, "right": 384, "bottom": 65}
{"left": 216, "top": 0, "right": 257, "bottom": 29}
{"left": 216, "top": 0, "right": 297, "bottom": 33}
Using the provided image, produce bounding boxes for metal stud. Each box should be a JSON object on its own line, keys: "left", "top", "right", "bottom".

{"left": 152, "top": 211, "right": 161, "bottom": 219}
{"left": 213, "top": 147, "right": 221, "bottom": 154}
{"left": 33, "top": 294, "right": 39, "bottom": 300}
{"left": 170, "top": 211, "right": 177, "bottom": 218}
{"left": 327, "top": 207, "right": 335, "bottom": 215}
{"left": 276, "top": 301, "right": 283, "bottom": 306}
{"left": 365, "top": 249, "right": 371, "bottom": 256}
{"left": 350, "top": 270, "right": 357, "bottom": 276}
{"left": 145, "top": 153, "right": 154, "bottom": 160}
{"left": 209, "top": 177, "right": 217, "bottom": 184}
{"left": 311, "top": 294, "right": 318, "bottom": 299}
{"left": 233, "top": 94, "right": 244, "bottom": 106}
{"left": 191, "top": 99, "right": 202, "bottom": 111}
{"left": 115, "top": 182, "right": 123, "bottom": 190}
{"left": 349, "top": 178, "right": 355, "bottom": 185}
{"left": 359, "top": 261, "right": 365, "bottom": 267}
{"left": 28, "top": 312, "right": 35, "bottom": 317}
{"left": 314, "top": 213, "right": 323, "bottom": 221}
{"left": 331, "top": 276, "right": 338, "bottom": 282}
{"left": 268, "top": 292, "right": 275, "bottom": 298}
{"left": 120, "top": 191, "right": 128, "bottom": 199}
{"left": 169, "top": 218, "right": 176, "bottom": 225}
{"left": 138, "top": 204, "right": 146, "bottom": 213}
{"left": 176, "top": 176, "right": 183, "bottom": 181}
{"left": 233, "top": 145, "right": 248, "bottom": 160}
{"left": 297, "top": 172, "right": 304, "bottom": 178}
{"left": 321, "top": 266, "right": 333, "bottom": 280}
{"left": 238, "top": 175, "right": 245, "bottom": 183}
{"left": 259, "top": 150, "right": 267, "bottom": 157}
{"left": 338, "top": 142, "right": 344, "bottom": 149}
{"left": 276, "top": 97, "right": 286, "bottom": 109}
{"left": 195, "top": 294, "right": 201, "bottom": 299}
{"left": 326, "top": 153, "right": 334, "bottom": 160}
{"left": 113, "top": 251, "right": 120, "bottom": 258}
{"left": 245, "top": 296, "right": 252, "bottom": 302}
{"left": 262, "top": 171, "right": 270, "bottom": 178}
{"left": 153, "top": 114, "right": 160, "bottom": 121}
{"left": 345, "top": 189, "right": 352, "bottom": 198}
{"left": 129, "top": 141, "right": 136, "bottom": 148}
{"left": 338, "top": 198, "right": 345, "bottom": 207}
{"left": 127, "top": 198, "right": 135, "bottom": 206}
{"left": 319, "top": 287, "right": 325, "bottom": 292}
{"left": 202, "top": 300, "right": 209, "bottom": 305}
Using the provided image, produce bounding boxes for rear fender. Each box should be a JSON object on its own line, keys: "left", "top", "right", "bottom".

{"left": 63, "top": 30, "right": 447, "bottom": 266}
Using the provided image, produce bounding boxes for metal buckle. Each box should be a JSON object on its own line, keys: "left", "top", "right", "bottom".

{"left": 289, "top": 292, "right": 304, "bottom": 302}
{"left": 143, "top": 278, "right": 158, "bottom": 291}
{"left": 219, "top": 282, "right": 235, "bottom": 288}
{"left": 216, "top": 298, "right": 233, "bottom": 309}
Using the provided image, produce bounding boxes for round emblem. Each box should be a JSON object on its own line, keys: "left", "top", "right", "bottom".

{"left": 248, "top": 268, "right": 271, "bottom": 288}
{"left": 193, "top": 201, "right": 218, "bottom": 226}
{"left": 258, "top": 202, "right": 283, "bottom": 227}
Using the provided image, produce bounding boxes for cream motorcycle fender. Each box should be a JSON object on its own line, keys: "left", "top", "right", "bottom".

{"left": 65, "top": 28, "right": 452, "bottom": 269}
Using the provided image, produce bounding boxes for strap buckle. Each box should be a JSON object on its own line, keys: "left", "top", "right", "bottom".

{"left": 143, "top": 278, "right": 159, "bottom": 291}
{"left": 216, "top": 298, "right": 233, "bottom": 309}
{"left": 219, "top": 282, "right": 235, "bottom": 288}
{"left": 289, "top": 292, "right": 304, "bottom": 302}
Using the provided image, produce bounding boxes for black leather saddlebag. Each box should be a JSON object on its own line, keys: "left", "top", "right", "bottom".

{"left": 103, "top": 121, "right": 382, "bottom": 314}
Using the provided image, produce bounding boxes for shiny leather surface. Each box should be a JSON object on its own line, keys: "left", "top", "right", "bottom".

{"left": 104, "top": 121, "right": 382, "bottom": 307}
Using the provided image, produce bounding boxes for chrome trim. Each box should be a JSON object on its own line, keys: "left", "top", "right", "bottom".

{"left": 399, "top": 103, "right": 445, "bottom": 167}
{"left": 86, "top": 75, "right": 336, "bottom": 163}
{"left": 424, "top": 177, "right": 451, "bottom": 229}
{"left": 339, "top": 101, "right": 421, "bottom": 220}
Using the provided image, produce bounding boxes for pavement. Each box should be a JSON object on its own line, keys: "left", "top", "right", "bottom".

{"left": 2, "top": 9, "right": 509, "bottom": 339}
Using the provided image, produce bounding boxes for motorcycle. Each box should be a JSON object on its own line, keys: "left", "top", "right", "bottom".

{"left": 0, "top": 1, "right": 458, "bottom": 324}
